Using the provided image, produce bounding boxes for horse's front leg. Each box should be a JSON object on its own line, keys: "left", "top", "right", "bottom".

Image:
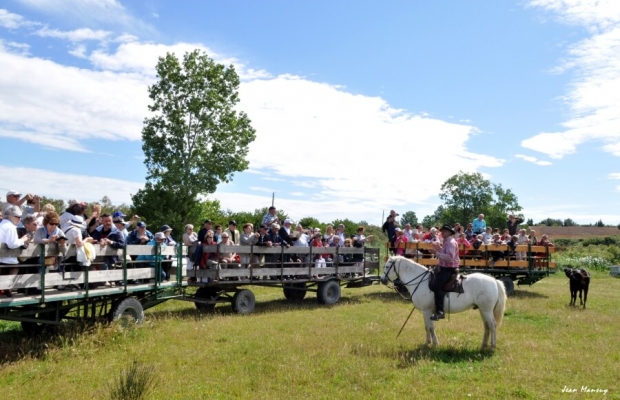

{"left": 422, "top": 310, "right": 439, "bottom": 347}
{"left": 578, "top": 289, "right": 583, "bottom": 306}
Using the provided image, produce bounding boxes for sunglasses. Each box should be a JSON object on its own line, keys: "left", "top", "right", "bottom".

{"left": 48, "top": 222, "right": 59, "bottom": 226}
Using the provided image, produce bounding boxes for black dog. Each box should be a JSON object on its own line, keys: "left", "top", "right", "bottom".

{"left": 564, "top": 268, "right": 590, "bottom": 309}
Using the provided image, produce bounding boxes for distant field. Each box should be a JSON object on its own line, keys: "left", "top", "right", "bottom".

{"left": 529, "top": 225, "right": 620, "bottom": 239}
{"left": 0, "top": 271, "right": 618, "bottom": 399}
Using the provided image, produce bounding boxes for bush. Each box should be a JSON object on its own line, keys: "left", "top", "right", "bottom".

{"left": 108, "top": 360, "right": 157, "bottom": 400}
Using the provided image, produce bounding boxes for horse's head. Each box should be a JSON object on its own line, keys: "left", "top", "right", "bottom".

{"left": 381, "top": 256, "right": 400, "bottom": 285}
{"left": 564, "top": 268, "right": 574, "bottom": 279}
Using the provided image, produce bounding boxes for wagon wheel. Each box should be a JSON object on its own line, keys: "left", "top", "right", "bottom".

{"left": 231, "top": 289, "right": 256, "bottom": 315}
{"left": 317, "top": 280, "right": 341, "bottom": 305}
{"left": 498, "top": 276, "right": 515, "bottom": 296}
{"left": 194, "top": 287, "right": 218, "bottom": 312}
{"left": 283, "top": 283, "right": 307, "bottom": 302}
{"left": 108, "top": 297, "right": 144, "bottom": 326}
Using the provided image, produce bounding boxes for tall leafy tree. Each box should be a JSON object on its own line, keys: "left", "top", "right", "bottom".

{"left": 132, "top": 50, "right": 256, "bottom": 234}
{"left": 438, "top": 171, "right": 522, "bottom": 229}
{"left": 399, "top": 211, "right": 419, "bottom": 227}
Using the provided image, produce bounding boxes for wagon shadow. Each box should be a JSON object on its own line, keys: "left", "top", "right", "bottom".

{"left": 0, "top": 321, "right": 98, "bottom": 365}
{"left": 351, "top": 343, "right": 494, "bottom": 368}
{"left": 147, "top": 295, "right": 364, "bottom": 320}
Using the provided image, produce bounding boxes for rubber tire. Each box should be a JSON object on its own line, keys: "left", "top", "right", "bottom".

{"left": 194, "top": 287, "right": 217, "bottom": 312}
{"left": 283, "top": 283, "right": 307, "bottom": 301}
{"left": 498, "top": 276, "right": 515, "bottom": 296}
{"left": 231, "top": 289, "right": 256, "bottom": 315}
{"left": 108, "top": 297, "right": 144, "bottom": 324}
{"left": 317, "top": 280, "right": 341, "bottom": 305}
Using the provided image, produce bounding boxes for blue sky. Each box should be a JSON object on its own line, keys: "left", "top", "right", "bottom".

{"left": 1, "top": 0, "right": 619, "bottom": 226}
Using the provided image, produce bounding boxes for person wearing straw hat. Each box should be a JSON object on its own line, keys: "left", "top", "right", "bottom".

{"left": 429, "top": 224, "right": 460, "bottom": 321}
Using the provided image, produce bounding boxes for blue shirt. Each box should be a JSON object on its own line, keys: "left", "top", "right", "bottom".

{"left": 472, "top": 218, "right": 486, "bottom": 234}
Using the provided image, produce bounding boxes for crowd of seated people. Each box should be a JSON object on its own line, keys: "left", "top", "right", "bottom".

{"left": 382, "top": 211, "right": 554, "bottom": 264}
{"left": 184, "top": 206, "right": 374, "bottom": 281}
{"left": 0, "top": 189, "right": 178, "bottom": 296}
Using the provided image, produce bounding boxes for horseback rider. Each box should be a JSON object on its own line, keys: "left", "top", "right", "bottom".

{"left": 430, "top": 224, "right": 460, "bottom": 321}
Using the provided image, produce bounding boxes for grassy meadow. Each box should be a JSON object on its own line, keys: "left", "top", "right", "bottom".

{"left": 0, "top": 270, "right": 618, "bottom": 399}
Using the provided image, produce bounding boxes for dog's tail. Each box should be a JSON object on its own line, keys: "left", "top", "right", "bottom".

{"left": 494, "top": 279, "right": 507, "bottom": 328}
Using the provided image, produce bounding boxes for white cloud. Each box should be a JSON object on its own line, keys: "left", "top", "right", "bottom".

{"left": 238, "top": 75, "right": 503, "bottom": 207}
{"left": 0, "top": 8, "right": 34, "bottom": 29}
{"left": 2, "top": 40, "right": 30, "bottom": 55}
{"left": 529, "top": 0, "right": 620, "bottom": 29}
{"left": 14, "top": 0, "right": 154, "bottom": 34}
{"left": 0, "top": 42, "right": 149, "bottom": 151}
{"left": 88, "top": 41, "right": 268, "bottom": 80}
{"left": 35, "top": 27, "right": 112, "bottom": 42}
{"left": 523, "top": 1, "right": 620, "bottom": 160}
{"left": 609, "top": 172, "right": 620, "bottom": 179}
{"left": 515, "top": 154, "right": 553, "bottom": 166}
{"left": 0, "top": 165, "right": 142, "bottom": 204}
{"left": 69, "top": 44, "right": 87, "bottom": 58}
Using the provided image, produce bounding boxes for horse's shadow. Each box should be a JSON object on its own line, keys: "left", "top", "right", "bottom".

{"left": 351, "top": 343, "right": 494, "bottom": 368}
{"left": 511, "top": 290, "right": 548, "bottom": 299}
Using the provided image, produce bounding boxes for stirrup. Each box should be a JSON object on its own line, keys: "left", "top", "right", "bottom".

{"left": 430, "top": 313, "right": 445, "bottom": 321}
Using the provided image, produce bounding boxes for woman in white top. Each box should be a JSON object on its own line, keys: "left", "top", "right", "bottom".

{"left": 293, "top": 224, "right": 310, "bottom": 266}
{"left": 183, "top": 224, "right": 199, "bottom": 272}
{"left": 239, "top": 223, "right": 259, "bottom": 267}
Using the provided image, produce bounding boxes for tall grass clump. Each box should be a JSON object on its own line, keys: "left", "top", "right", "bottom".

{"left": 108, "top": 359, "right": 157, "bottom": 400}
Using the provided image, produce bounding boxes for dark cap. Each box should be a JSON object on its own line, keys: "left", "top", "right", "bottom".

{"left": 269, "top": 206, "right": 276, "bottom": 210}
{"left": 203, "top": 219, "right": 212, "bottom": 225}
{"left": 160, "top": 224, "right": 172, "bottom": 232}
{"left": 228, "top": 220, "right": 237, "bottom": 226}
{"left": 137, "top": 221, "right": 147, "bottom": 228}
{"left": 259, "top": 224, "right": 267, "bottom": 230}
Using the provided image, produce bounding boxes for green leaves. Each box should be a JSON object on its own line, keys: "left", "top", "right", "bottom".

{"left": 133, "top": 50, "right": 256, "bottom": 234}
{"left": 432, "top": 171, "right": 523, "bottom": 229}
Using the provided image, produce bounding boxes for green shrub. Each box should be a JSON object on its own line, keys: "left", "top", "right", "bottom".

{"left": 108, "top": 360, "right": 157, "bottom": 400}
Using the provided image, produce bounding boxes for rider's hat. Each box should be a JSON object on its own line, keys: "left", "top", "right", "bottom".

{"left": 440, "top": 224, "right": 455, "bottom": 234}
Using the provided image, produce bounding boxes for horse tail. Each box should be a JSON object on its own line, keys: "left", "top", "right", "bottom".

{"left": 494, "top": 279, "right": 507, "bottom": 328}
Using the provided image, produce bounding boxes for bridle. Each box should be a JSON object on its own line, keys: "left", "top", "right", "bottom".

{"left": 383, "top": 258, "right": 430, "bottom": 300}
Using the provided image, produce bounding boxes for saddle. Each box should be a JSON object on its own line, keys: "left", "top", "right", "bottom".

{"left": 429, "top": 267, "right": 466, "bottom": 294}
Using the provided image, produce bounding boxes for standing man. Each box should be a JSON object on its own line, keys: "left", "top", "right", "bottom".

{"left": 430, "top": 224, "right": 460, "bottom": 321}
{"left": 262, "top": 206, "right": 279, "bottom": 229}
{"left": 472, "top": 214, "right": 486, "bottom": 236}
{"left": 507, "top": 214, "right": 524, "bottom": 236}
{"left": 382, "top": 215, "right": 397, "bottom": 246}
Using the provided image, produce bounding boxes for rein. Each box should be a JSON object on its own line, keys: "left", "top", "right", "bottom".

{"left": 384, "top": 258, "right": 431, "bottom": 338}
{"left": 384, "top": 258, "right": 430, "bottom": 301}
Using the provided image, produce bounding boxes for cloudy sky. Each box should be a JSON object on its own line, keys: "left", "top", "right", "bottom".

{"left": 1, "top": 0, "right": 619, "bottom": 225}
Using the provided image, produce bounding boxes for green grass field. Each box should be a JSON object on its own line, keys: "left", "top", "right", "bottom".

{"left": 0, "top": 271, "right": 618, "bottom": 399}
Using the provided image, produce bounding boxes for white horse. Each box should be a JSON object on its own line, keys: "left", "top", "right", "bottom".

{"left": 381, "top": 256, "right": 507, "bottom": 350}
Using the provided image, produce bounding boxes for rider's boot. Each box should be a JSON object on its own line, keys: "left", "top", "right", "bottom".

{"left": 430, "top": 311, "right": 445, "bottom": 321}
